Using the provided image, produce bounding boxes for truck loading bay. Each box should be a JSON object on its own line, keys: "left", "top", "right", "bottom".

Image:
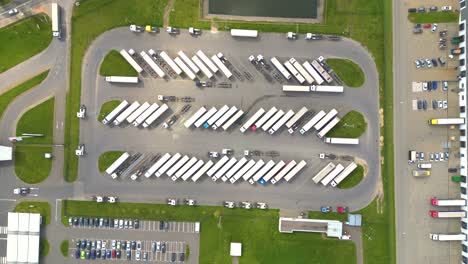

{"left": 78, "top": 29, "right": 380, "bottom": 210}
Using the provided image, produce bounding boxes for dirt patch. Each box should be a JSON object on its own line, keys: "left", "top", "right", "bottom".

{"left": 379, "top": 136, "right": 384, "bottom": 148}
{"left": 354, "top": 157, "right": 369, "bottom": 177}
{"left": 210, "top": 21, "right": 218, "bottom": 32}
{"left": 376, "top": 184, "right": 385, "bottom": 214}
{"left": 163, "top": 0, "right": 176, "bottom": 27}
{"left": 379, "top": 108, "right": 384, "bottom": 127}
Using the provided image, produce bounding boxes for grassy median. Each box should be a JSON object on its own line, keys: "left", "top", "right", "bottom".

{"left": 15, "top": 201, "right": 51, "bottom": 225}
{"left": 327, "top": 110, "right": 367, "bottom": 138}
{"left": 0, "top": 14, "right": 52, "bottom": 73}
{"left": 16, "top": 97, "right": 54, "bottom": 144}
{"left": 98, "top": 100, "right": 121, "bottom": 122}
{"left": 60, "top": 240, "right": 69, "bottom": 257}
{"left": 326, "top": 59, "right": 365, "bottom": 87}
{"left": 99, "top": 50, "right": 138, "bottom": 77}
{"left": 98, "top": 151, "right": 125, "bottom": 173}
{"left": 408, "top": 11, "right": 459, "bottom": 23}
{"left": 337, "top": 165, "right": 364, "bottom": 189}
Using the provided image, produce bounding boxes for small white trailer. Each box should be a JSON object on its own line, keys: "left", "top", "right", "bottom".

{"left": 113, "top": 101, "right": 140, "bottom": 126}
{"left": 192, "top": 160, "right": 214, "bottom": 182}
{"left": 314, "top": 108, "right": 338, "bottom": 131}
{"left": 142, "top": 104, "right": 168, "bottom": 128}
{"left": 321, "top": 164, "right": 344, "bottom": 186}
{"left": 312, "top": 162, "right": 336, "bottom": 184}
{"left": 237, "top": 159, "right": 264, "bottom": 183}
{"left": 317, "top": 116, "right": 340, "bottom": 138}
{"left": 174, "top": 57, "right": 197, "bottom": 80}
{"left": 195, "top": 107, "right": 217, "bottom": 128}
{"left": 240, "top": 108, "right": 265, "bottom": 133}
{"left": 331, "top": 162, "right": 357, "bottom": 187}
{"left": 173, "top": 157, "right": 198, "bottom": 181}
{"left": 120, "top": 49, "right": 143, "bottom": 73}
{"left": 269, "top": 110, "right": 295, "bottom": 134}
{"left": 155, "top": 153, "right": 181, "bottom": 177}
{"left": 102, "top": 100, "right": 129, "bottom": 125}
{"left": 248, "top": 160, "right": 276, "bottom": 184}
{"left": 286, "top": 107, "right": 308, "bottom": 131}
{"left": 270, "top": 57, "right": 292, "bottom": 80}
{"left": 105, "top": 152, "right": 130, "bottom": 175}
{"left": 253, "top": 107, "right": 278, "bottom": 131}
{"left": 310, "top": 85, "right": 344, "bottom": 93}
{"left": 284, "top": 61, "right": 305, "bottom": 84}
{"left": 159, "top": 51, "right": 182, "bottom": 75}
{"left": 222, "top": 157, "right": 248, "bottom": 182}
{"left": 140, "top": 51, "right": 166, "bottom": 78}
{"left": 230, "top": 159, "right": 256, "bottom": 183}
{"left": 260, "top": 160, "right": 286, "bottom": 184}
{"left": 196, "top": 50, "right": 218, "bottom": 73}
{"left": 213, "top": 157, "right": 237, "bottom": 181}
{"left": 222, "top": 110, "right": 244, "bottom": 131}
{"left": 271, "top": 160, "right": 297, "bottom": 184}
{"left": 144, "top": 153, "right": 171, "bottom": 178}
{"left": 133, "top": 103, "right": 159, "bottom": 126}
{"left": 181, "top": 159, "right": 205, "bottom": 181}
{"left": 303, "top": 61, "right": 324, "bottom": 85}
{"left": 230, "top": 29, "right": 258, "bottom": 38}
{"left": 211, "top": 55, "right": 232, "bottom": 79}
{"left": 126, "top": 102, "right": 150, "bottom": 124}
{"left": 324, "top": 137, "right": 359, "bottom": 145}
{"left": 282, "top": 85, "right": 310, "bottom": 92}
{"left": 213, "top": 106, "right": 238, "bottom": 130}
{"left": 178, "top": 51, "right": 200, "bottom": 73}
{"left": 205, "top": 105, "right": 229, "bottom": 128}
{"left": 192, "top": 55, "right": 213, "bottom": 79}
{"left": 284, "top": 160, "right": 307, "bottom": 182}
{"left": 105, "top": 76, "right": 139, "bottom": 83}
{"left": 184, "top": 107, "right": 207, "bottom": 128}
{"left": 300, "top": 110, "right": 326, "bottom": 135}
{"left": 167, "top": 155, "right": 190, "bottom": 177}
{"left": 430, "top": 233, "right": 467, "bottom": 241}
{"left": 290, "top": 58, "right": 314, "bottom": 84}
{"left": 206, "top": 156, "right": 229, "bottom": 177}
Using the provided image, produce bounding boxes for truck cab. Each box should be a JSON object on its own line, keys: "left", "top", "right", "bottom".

{"left": 287, "top": 32, "right": 297, "bottom": 39}
{"left": 129, "top": 25, "right": 144, "bottom": 32}
{"left": 75, "top": 144, "right": 85, "bottom": 156}
{"left": 77, "top": 105, "right": 86, "bottom": 118}
{"left": 189, "top": 27, "right": 201, "bottom": 35}
{"left": 167, "top": 198, "right": 177, "bottom": 206}
{"left": 166, "top": 27, "right": 180, "bottom": 34}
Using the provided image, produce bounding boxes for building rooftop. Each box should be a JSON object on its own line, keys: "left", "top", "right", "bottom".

{"left": 0, "top": 145, "right": 12, "bottom": 161}
{"left": 230, "top": 242, "right": 242, "bottom": 257}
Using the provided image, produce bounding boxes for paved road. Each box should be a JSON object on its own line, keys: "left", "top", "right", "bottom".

{"left": 77, "top": 29, "right": 381, "bottom": 212}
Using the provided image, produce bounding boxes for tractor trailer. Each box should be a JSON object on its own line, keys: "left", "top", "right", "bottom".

{"left": 120, "top": 49, "right": 143, "bottom": 73}
{"left": 195, "top": 107, "right": 217, "bottom": 128}
{"left": 142, "top": 104, "right": 168, "bottom": 128}
{"left": 284, "top": 160, "right": 307, "bottom": 182}
{"left": 303, "top": 61, "right": 324, "bottom": 84}
{"left": 249, "top": 160, "right": 276, "bottom": 184}
{"left": 237, "top": 159, "right": 265, "bottom": 183}
{"left": 191, "top": 160, "right": 214, "bottom": 182}
{"left": 230, "top": 29, "right": 258, "bottom": 38}
{"left": 430, "top": 233, "right": 467, "bottom": 241}
{"left": 174, "top": 57, "right": 196, "bottom": 80}
{"left": 133, "top": 103, "right": 159, "bottom": 126}
{"left": 253, "top": 107, "right": 278, "bottom": 131}
{"left": 321, "top": 164, "right": 345, "bottom": 186}
{"left": 144, "top": 153, "right": 171, "bottom": 178}
{"left": 222, "top": 157, "right": 248, "bottom": 182}
{"left": 331, "top": 162, "right": 357, "bottom": 187}
{"left": 105, "top": 152, "right": 130, "bottom": 175}
{"left": 300, "top": 110, "right": 326, "bottom": 135}
{"left": 222, "top": 110, "right": 244, "bottom": 131}
{"left": 140, "top": 51, "right": 166, "bottom": 78}
{"left": 431, "top": 198, "right": 466, "bottom": 206}
{"left": 230, "top": 159, "right": 256, "bottom": 183}
{"left": 205, "top": 105, "right": 229, "bottom": 128}
{"left": 159, "top": 51, "right": 182, "bottom": 75}
{"left": 184, "top": 107, "right": 207, "bottom": 128}
{"left": 270, "top": 57, "right": 292, "bottom": 80}
{"left": 290, "top": 58, "right": 314, "bottom": 84}
{"left": 324, "top": 137, "right": 359, "bottom": 145}
{"left": 269, "top": 110, "right": 295, "bottom": 134}
{"left": 105, "top": 76, "right": 139, "bottom": 83}
{"left": 102, "top": 100, "right": 129, "bottom": 125}
{"left": 192, "top": 55, "right": 213, "bottom": 79}
{"left": 213, "top": 106, "right": 238, "bottom": 130}
{"left": 155, "top": 153, "right": 181, "bottom": 177}
{"left": 240, "top": 108, "right": 265, "bottom": 132}
{"left": 429, "top": 210, "right": 467, "bottom": 218}
{"left": 178, "top": 51, "right": 200, "bottom": 73}
{"left": 196, "top": 50, "right": 218, "bottom": 73}
{"left": 126, "top": 102, "right": 150, "bottom": 124}
{"left": 113, "top": 101, "right": 140, "bottom": 126}
{"left": 211, "top": 55, "right": 232, "bottom": 78}
{"left": 429, "top": 118, "right": 465, "bottom": 125}
{"left": 312, "top": 162, "right": 336, "bottom": 184}
{"left": 181, "top": 159, "right": 205, "bottom": 181}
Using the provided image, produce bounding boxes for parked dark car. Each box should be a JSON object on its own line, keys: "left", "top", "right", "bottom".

{"left": 449, "top": 168, "right": 458, "bottom": 173}
{"left": 75, "top": 249, "right": 80, "bottom": 259}
{"left": 423, "top": 100, "right": 428, "bottom": 110}
{"left": 171, "top": 253, "right": 177, "bottom": 262}
{"left": 417, "top": 7, "right": 426, "bottom": 12}
{"left": 408, "top": 8, "right": 417, "bottom": 13}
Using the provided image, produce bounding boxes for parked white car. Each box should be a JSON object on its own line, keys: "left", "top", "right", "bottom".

{"left": 8, "top": 9, "right": 18, "bottom": 16}
{"left": 441, "top": 6, "right": 452, "bottom": 11}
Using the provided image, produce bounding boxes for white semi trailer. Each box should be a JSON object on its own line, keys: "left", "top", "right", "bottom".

{"left": 105, "top": 76, "right": 139, "bottom": 83}
{"left": 120, "top": 49, "right": 143, "bottom": 73}
{"left": 262, "top": 110, "right": 284, "bottom": 131}
{"left": 178, "top": 51, "right": 200, "bottom": 73}
{"left": 286, "top": 107, "right": 308, "bottom": 132}
{"left": 144, "top": 153, "right": 171, "bottom": 178}
{"left": 317, "top": 116, "right": 340, "bottom": 138}
{"left": 195, "top": 107, "right": 217, "bottom": 128}
{"left": 213, "top": 106, "right": 238, "bottom": 130}
{"left": 321, "top": 164, "right": 344, "bottom": 186}
{"left": 133, "top": 103, "right": 159, "bottom": 126}
{"left": 310, "top": 85, "right": 344, "bottom": 93}
{"left": 240, "top": 108, "right": 265, "bottom": 133}
{"left": 311, "top": 60, "right": 333, "bottom": 83}
{"left": 271, "top": 160, "right": 297, "bottom": 184}
{"left": 167, "top": 155, "right": 190, "bottom": 177}
{"left": 300, "top": 110, "right": 326, "bottom": 135}
{"left": 155, "top": 153, "right": 181, "bottom": 177}
{"left": 282, "top": 85, "right": 310, "bottom": 92}
{"left": 269, "top": 110, "right": 295, "bottom": 134}
{"left": 191, "top": 160, "right": 214, "bottom": 182}
{"left": 284, "top": 61, "right": 305, "bottom": 84}
{"left": 213, "top": 157, "right": 237, "bottom": 181}
{"left": 159, "top": 51, "right": 182, "bottom": 75}
{"left": 230, "top": 29, "right": 258, "bottom": 37}
{"left": 260, "top": 160, "right": 285, "bottom": 184}
{"left": 211, "top": 55, "right": 232, "bottom": 78}
{"left": 192, "top": 55, "right": 213, "bottom": 79}
{"left": 430, "top": 234, "right": 467, "bottom": 241}
{"left": 248, "top": 160, "right": 276, "bottom": 183}
{"left": 196, "top": 50, "right": 218, "bottom": 73}
{"left": 126, "top": 102, "right": 150, "bottom": 124}
{"left": 113, "top": 101, "right": 140, "bottom": 126}
{"left": 102, "top": 100, "right": 129, "bottom": 125}
{"left": 206, "top": 156, "right": 229, "bottom": 177}
{"left": 222, "top": 157, "right": 248, "bottom": 182}
{"left": 142, "top": 104, "right": 168, "bottom": 128}
{"left": 284, "top": 160, "right": 307, "bottom": 182}
{"left": 314, "top": 108, "right": 338, "bottom": 131}
{"left": 173, "top": 157, "right": 198, "bottom": 181}
{"left": 230, "top": 159, "right": 256, "bottom": 183}
{"left": 184, "top": 107, "right": 207, "bottom": 128}
{"left": 324, "top": 137, "right": 359, "bottom": 145}
{"left": 237, "top": 159, "right": 264, "bottom": 183}
{"left": 181, "top": 159, "right": 204, "bottom": 181}
{"left": 205, "top": 105, "right": 229, "bottom": 128}
{"left": 431, "top": 198, "right": 467, "bottom": 206}
{"left": 174, "top": 57, "right": 196, "bottom": 80}
{"left": 270, "top": 57, "right": 292, "bottom": 80}
{"left": 105, "top": 152, "right": 130, "bottom": 175}
{"left": 222, "top": 110, "right": 244, "bottom": 131}
{"left": 253, "top": 107, "right": 278, "bottom": 131}
{"left": 140, "top": 51, "right": 166, "bottom": 78}
{"left": 303, "top": 61, "right": 324, "bottom": 85}
{"left": 312, "top": 162, "right": 336, "bottom": 184}
{"left": 51, "top": 3, "right": 61, "bottom": 38}
{"left": 331, "top": 162, "right": 357, "bottom": 187}
{"left": 290, "top": 58, "right": 314, "bottom": 84}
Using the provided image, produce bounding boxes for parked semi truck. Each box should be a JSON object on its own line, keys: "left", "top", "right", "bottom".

{"left": 271, "top": 160, "right": 297, "bottom": 184}
{"left": 314, "top": 109, "right": 338, "bottom": 131}
{"left": 240, "top": 108, "right": 265, "bottom": 133}
{"left": 173, "top": 156, "right": 198, "bottom": 181}
{"left": 181, "top": 159, "right": 205, "bottom": 181}
{"left": 213, "top": 106, "right": 238, "bottom": 130}
{"left": 311, "top": 59, "right": 333, "bottom": 83}
{"left": 113, "top": 101, "right": 140, "bottom": 126}
{"left": 262, "top": 110, "right": 285, "bottom": 132}
{"left": 211, "top": 55, "right": 233, "bottom": 78}
{"left": 324, "top": 137, "right": 359, "bottom": 145}
{"left": 222, "top": 110, "right": 244, "bottom": 131}
{"left": 206, "top": 156, "right": 229, "bottom": 177}
{"left": 105, "top": 152, "right": 130, "bottom": 175}
{"left": 431, "top": 198, "right": 467, "bottom": 206}
{"left": 191, "top": 160, "right": 214, "bottom": 182}
{"left": 321, "top": 164, "right": 344, "bottom": 186}
{"left": 184, "top": 107, "right": 207, "bottom": 128}
{"left": 238, "top": 159, "right": 264, "bottom": 183}
{"left": 249, "top": 160, "right": 276, "bottom": 184}
{"left": 142, "top": 104, "right": 168, "bottom": 128}
{"left": 270, "top": 57, "right": 292, "bottom": 80}
{"left": 51, "top": 3, "right": 61, "bottom": 38}
{"left": 102, "top": 100, "right": 129, "bottom": 125}
{"left": 303, "top": 61, "right": 324, "bottom": 84}
{"left": 178, "top": 51, "right": 200, "bottom": 73}
{"left": 230, "top": 159, "right": 256, "bottom": 183}
{"left": 144, "top": 153, "right": 171, "bottom": 178}
{"left": 300, "top": 110, "right": 326, "bottom": 135}
{"left": 269, "top": 110, "right": 295, "bottom": 134}
{"left": 140, "top": 51, "right": 166, "bottom": 78}
{"left": 120, "top": 49, "right": 143, "bottom": 73}
{"left": 105, "top": 76, "right": 139, "bottom": 83}
{"left": 310, "top": 85, "right": 344, "bottom": 93}
{"left": 429, "top": 210, "right": 467, "bottom": 218}
{"left": 166, "top": 155, "right": 190, "bottom": 177}
{"left": 191, "top": 55, "right": 213, "bottom": 79}
{"left": 159, "top": 51, "right": 182, "bottom": 75}
{"left": 259, "top": 160, "right": 285, "bottom": 184}
{"left": 331, "top": 162, "right": 357, "bottom": 187}
{"left": 213, "top": 157, "right": 237, "bottom": 181}
{"left": 126, "top": 102, "right": 150, "bottom": 124}
{"left": 195, "top": 107, "right": 217, "bottom": 128}
{"left": 205, "top": 105, "right": 229, "bottom": 128}
{"left": 312, "top": 162, "right": 336, "bottom": 184}
{"left": 290, "top": 58, "right": 314, "bottom": 84}
{"left": 284, "top": 61, "right": 306, "bottom": 84}
{"left": 286, "top": 107, "right": 308, "bottom": 132}
{"left": 253, "top": 107, "right": 278, "bottom": 131}
{"left": 196, "top": 50, "right": 218, "bottom": 73}
{"left": 317, "top": 116, "right": 340, "bottom": 138}
{"left": 133, "top": 103, "right": 159, "bottom": 126}
{"left": 155, "top": 153, "right": 181, "bottom": 177}
{"left": 284, "top": 160, "right": 307, "bottom": 182}
{"left": 282, "top": 85, "right": 310, "bottom": 92}
{"left": 222, "top": 157, "right": 248, "bottom": 182}
{"left": 174, "top": 57, "right": 196, "bottom": 80}
{"left": 230, "top": 29, "right": 258, "bottom": 38}
{"left": 430, "top": 233, "right": 467, "bottom": 241}
{"left": 429, "top": 118, "right": 465, "bottom": 125}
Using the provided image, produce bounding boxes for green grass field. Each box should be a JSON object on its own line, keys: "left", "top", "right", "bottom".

{"left": 62, "top": 200, "right": 356, "bottom": 263}
{"left": 326, "top": 59, "right": 365, "bottom": 87}
{"left": 99, "top": 50, "right": 138, "bottom": 77}
{"left": 15, "top": 201, "right": 51, "bottom": 224}
{"left": 0, "top": 14, "right": 52, "bottom": 73}
{"left": 64, "top": 0, "right": 168, "bottom": 182}
{"left": 408, "top": 11, "right": 459, "bottom": 23}
{"left": 14, "top": 146, "right": 53, "bottom": 183}
{"left": 98, "top": 100, "right": 121, "bottom": 122}
{"left": 0, "top": 0, "right": 12, "bottom": 6}
{"left": 98, "top": 151, "right": 125, "bottom": 173}
{"left": 16, "top": 97, "right": 54, "bottom": 144}
{"left": 60, "top": 240, "right": 69, "bottom": 257}
{"left": 0, "top": 71, "right": 49, "bottom": 121}
{"left": 40, "top": 239, "right": 50, "bottom": 257}
{"left": 337, "top": 165, "right": 364, "bottom": 189}
{"left": 327, "top": 111, "right": 367, "bottom": 138}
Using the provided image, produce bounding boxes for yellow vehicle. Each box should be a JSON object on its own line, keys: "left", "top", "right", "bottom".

{"left": 413, "top": 170, "right": 431, "bottom": 177}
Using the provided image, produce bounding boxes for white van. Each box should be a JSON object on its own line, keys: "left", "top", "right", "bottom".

{"left": 417, "top": 163, "right": 432, "bottom": 169}
{"left": 195, "top": 222, "right": 200, "bottom": 233}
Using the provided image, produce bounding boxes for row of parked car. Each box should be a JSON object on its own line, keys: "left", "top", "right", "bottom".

{"left": 69, "top": 217, "right": 140, "bottom": 229}
{"left": 414, "top": 57, "right": 445, "bottom": 69}
{"left": 416, "top": 99, "right": 447, "bottom": 110}
{"left": 408, "top": 6, "right": 453, "bottom": 13}
{"left": 414, "top": 151, "right": 450, "bottom": 162}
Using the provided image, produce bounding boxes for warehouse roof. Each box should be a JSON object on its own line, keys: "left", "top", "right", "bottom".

{"left": 0, "top": 145, "right": 12, "bottom": 161}
{"left": 6, "top": 212, "right": 41, "bottom": 264}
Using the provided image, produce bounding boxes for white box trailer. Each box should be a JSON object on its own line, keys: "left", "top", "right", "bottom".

{"left": 133, "top": 103, "right": 159, "bottom": 126}
{"left": 240, "top": 108, "right": 265, "bottom": 132}
{"left": 222, "top": 110, "right": 244, "bottom": 131}
{"left": 269, "top": 109, "right": 295, "bottom": 134}
{"left": 431, "top": 198, "right": 467, "bottom": 206}
{"left": 259, "top": 160, "right": 285, "bottom": 184}
{"left": 205, "top": 105, "right": 229, "bottom": 128}
{"left": 181, "top": 159, "right": 205, "bottom": 181}
{"left": 317, "top": 116, "right": 340, "bottom": 138}
{"left": 174, "top": 157, "right": 198, "bottom": 180}
{"left": 324, "top": 137, "right": 359, "bottom": 145}
{"left": 206, "top": 156, "right": 229, "bottom": 177}
{"left": 282, "top": 85, "right": 310, "bottom": 92}
{"left": 114, "top": 101, "right": 140, "bottom": 125}
{"left": 142, "top": 103, "right": 168, "bottom": 128}
{"left": 248, "top": 160, "right": 276, "bottom": 183}
{"left": 105, "top": 152, "right": 130, "bottom": 175}
{"left": 105, "top": 76, "right": 139, "bottom": 83}
{"left": 184, "top": 107, "right": 207, "bottom": 128}
{"left": 238, "top": 159, "right": 264, "bottom": 182}
{"left": 174, "top": 57, "right": 197, "bottom": 80}
{"left": 311, "top": 60, "right": 333, "bottom": 83}
{"left": 284, "top": 160, "right": 307, "bottom": 182}
{"left": 311, "top": 85, "right": 344, "bottom": 93}
{"left": 51, "top": 3, "right": 61, "bottom": 38}
{"left": 102, "top": 100, "right": 129, "bottom": 125}
{"left": 321, "top": 164, "right": 344, "bottom": 186}
{"left": 286, "top": 106, "right": 308, "bottom": 129}
{"left": 430, "top": 210, "right": 467, "bottom": 218}
{"left": 222, "top": 157, "right": 248, "bottom": 182}
{"left": 195, "top": 107, "right": 217, "bottom": 128}
{"left": 167, "top": 155, "right": 190, "bottom": 177}
{"left": 230, "top": 29, "right": 258, "bottom": 38}
{"left": 155, "top": 153, "right": 181, "bottom": 177}
{"left": 213, "top": 157, "right": 237, "bottom": 181}
{"left": 417, "top": 163, "right": 432, "bottom": 169}
{"left": 145, "top": 153, "right": 171, "bottom": 177}
{"left": 126, "top": 102, "right": 150, "bottom": 123}
{"left": 262, "top": 110, "right": 284, "bottom": 131}
{"left": 192, "top": 55, "right": 213, "bottom": 79}
{"left": 331, "top": 162, "right": 357, "bottom": 187}
{"left": 284, "top": 61, "right": 305, "bottom": 84}
{"left": 430, "top": 233, "right": 467, "bottom": 241}
{"left": 254, "top": 107, "right": 278, "bottom": 131}
{"left": 314, "top": 109, "right": 338, "bottom": 131}
{"left": 270, "top": 57, "right": 292, "bottom": 80}
{"left": 159, "top": 51, "right": 182, "bottom": 75}
{"left": 213, "top": 106, "right": 238, "bottom": 130}
{"left": 429, "top": 118, "right": 465, "bottom": 125}
{"left": 300, "top": 110, "right": 326, "bottom": 135}
{"left": 211, "top": 55, "right": 232, "bottom": 78}
{"left": 120, "top": 49, "right": 143, "bottom": 73}
{"left": 290, "top": 58, "right": 314, "bottom": 84}
{"left": 312, "top": 162, "right": 336, "bottom": 184}
{"left": 192, "top": 160, "right": 214, "bottom": 182}
{"left": 140, "top": 51, "right": 166, "bottom": 78}
{"left": 178, "top": 51, "right": 200, "bottom": 73}
{"left": 196, "top": 50, "right": 218, "bottom": 73}
{"left": 230, "top": 159, "right": 256, "bottom": 183}
{"left": 271, "top": 160, "right": 297, "bottom": 184}
{"left": 303, "top": 61, "right": 324, "bottom": 85}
